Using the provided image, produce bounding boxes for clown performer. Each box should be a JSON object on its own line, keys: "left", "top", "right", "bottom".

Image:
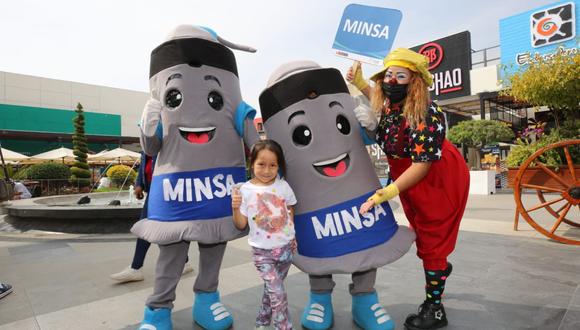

{"left": 348, "top": 48, "right": 470, "bottom": 330}
{"left": 132, "top": 25, "right": 260, "bottom": 330}
{"left": 259, "top": 61, "right": 416, "bottom": 330}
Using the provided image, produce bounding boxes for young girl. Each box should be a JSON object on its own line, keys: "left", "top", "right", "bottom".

{"left": 348, "top": 48, "right": 470, "bottom": 330}
{"left": 232, "top": 139, "right": 297, "bottom": 330}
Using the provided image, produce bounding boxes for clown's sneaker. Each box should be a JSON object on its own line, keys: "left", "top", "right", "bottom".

{"left": 352, "top": 292, "right": 394, "bottom": 330}
{"left": 139, "top": 306, "right": 172, "bottom": 330}
{"left": 193, "top": 291, "right": 233, "bottom": 330}
{"left": 301, "top": 292, "right": 333, "bottom": 330}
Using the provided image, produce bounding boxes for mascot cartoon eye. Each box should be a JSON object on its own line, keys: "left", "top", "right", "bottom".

{"left": 207, "top": 91, "right": 224, "bottom": 111}
{"left": 336, "top": 115, "right": 351, "bottom": 135}
{"left": 292, "top": 125, "right": 312, "bottom": 146}
{"left": 165, "top": 89, "right": 183, "bottom": 109}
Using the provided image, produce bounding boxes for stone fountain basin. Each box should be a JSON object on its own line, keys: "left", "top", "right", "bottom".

{"left": 5, "top": 192, "right": 144, "bottom": 220}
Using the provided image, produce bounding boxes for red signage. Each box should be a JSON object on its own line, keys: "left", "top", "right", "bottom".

{"left": 418, "top": 42, "right": 444, "bottom": 70}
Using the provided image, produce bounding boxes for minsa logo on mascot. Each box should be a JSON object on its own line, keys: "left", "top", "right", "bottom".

{"left": 311, "top": 203, "right": 388, "bottom": 239}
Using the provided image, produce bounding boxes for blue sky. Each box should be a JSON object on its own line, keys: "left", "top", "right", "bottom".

{"left": 0, "top": 0, "right": 557, "bottom": 114}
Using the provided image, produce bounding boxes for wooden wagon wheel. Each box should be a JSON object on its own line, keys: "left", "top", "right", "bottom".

{"left": 536, "top": 190, "right": 580, "bottom": 227}
{"left": 513, "top": 139, "right": 580, "bottom": 245}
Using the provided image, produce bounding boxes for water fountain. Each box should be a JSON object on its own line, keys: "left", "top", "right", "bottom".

{"left": 5, "top": 160, "right": 143, "bottom": 221}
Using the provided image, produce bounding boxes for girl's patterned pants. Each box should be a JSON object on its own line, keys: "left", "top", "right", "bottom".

{"left": 252, "top": 243, "right": 293, "bottom": 329}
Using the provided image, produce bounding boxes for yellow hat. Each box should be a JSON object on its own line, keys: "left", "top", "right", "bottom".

{"left": 369, "top": 48, "right": 433, "bottom": 86}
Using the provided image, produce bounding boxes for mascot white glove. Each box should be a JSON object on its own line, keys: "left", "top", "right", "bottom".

{"left": 140, "top": 98, "right": 162, "bottom": 138}
{"left": 353, "top": 102, "right": 377, "bottom": 131}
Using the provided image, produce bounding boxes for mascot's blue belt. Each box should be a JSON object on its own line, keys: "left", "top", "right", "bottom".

{"left": 295, "top": 192, "right": 398, "bottom": 258}
{"left": 147, "top": 167, "right": 246, "bottom": 221}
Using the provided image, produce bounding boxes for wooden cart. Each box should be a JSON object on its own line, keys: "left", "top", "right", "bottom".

{"left": 508, "top": 139, "right": 580, "bottom": 245}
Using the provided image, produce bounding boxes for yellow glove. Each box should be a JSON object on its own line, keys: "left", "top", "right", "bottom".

{"left": 369, "top": 183, "right": 400, "bottom": 205}
{"left": 350, "top": 62, "right": 369, "bottom": 91}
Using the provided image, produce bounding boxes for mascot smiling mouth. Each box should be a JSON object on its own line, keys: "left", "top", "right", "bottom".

{"left": 313, "top": 153, "right": 350, "bottom": 177}
{"left": 179, "top": 126, "right": 216, "bottom": 144}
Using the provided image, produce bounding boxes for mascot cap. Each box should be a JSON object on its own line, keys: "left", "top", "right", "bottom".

{"left": 149, "top": 25, "right": 256, "bottom": 78}
{"left": 259, "top": 61, "right": 349, "bottom": 122}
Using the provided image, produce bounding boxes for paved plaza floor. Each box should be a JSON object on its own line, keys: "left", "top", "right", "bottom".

{"left": 0, "top": 193, "right": 578, "bottom": 329}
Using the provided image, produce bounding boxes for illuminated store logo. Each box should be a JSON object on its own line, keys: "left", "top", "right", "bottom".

{"left": 531, "top": 2, "right": 575, "bottom": 47}
{"left": 418, "top": 42, "right": 444, "bottom": 70}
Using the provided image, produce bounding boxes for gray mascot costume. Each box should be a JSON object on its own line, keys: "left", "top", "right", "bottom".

{"left": 259, "top": 61, "right": 415, "bottom": 330}
{"left": 132, "top": 25, "right": 259, "bottom": 330}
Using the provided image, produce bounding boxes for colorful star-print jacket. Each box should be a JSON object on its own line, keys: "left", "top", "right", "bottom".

{"left": 375, "top": 102, "right": 446, "bottom": 162}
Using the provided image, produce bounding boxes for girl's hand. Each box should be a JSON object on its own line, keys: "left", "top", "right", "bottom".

{"left": 291, "top": 239, "right": 297, "bottom": 254}
{"left": 359, "top": 199, "right": 376, "bottom": 215}
{"left": 231, "top": 189, "right": 242, "bottom": 210}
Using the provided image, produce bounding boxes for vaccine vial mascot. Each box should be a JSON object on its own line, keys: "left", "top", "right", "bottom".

{"left": 259, "top": 61, "right": 416, "bottom": 330}
{"left": 132, "top": 25, "right": 259, "bottom": 330}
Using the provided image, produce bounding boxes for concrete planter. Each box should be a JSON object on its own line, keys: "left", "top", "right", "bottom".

{"left": 469, "top": 170, "right": 496, "bottom": 195}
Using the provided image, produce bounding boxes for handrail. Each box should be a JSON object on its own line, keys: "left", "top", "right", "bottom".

{"left": 472, "top": 45, "right": 500, "bottom": 68}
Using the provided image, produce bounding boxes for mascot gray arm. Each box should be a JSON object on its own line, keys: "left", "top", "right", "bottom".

{"left": 139, "top": 98, "right": 163, "bottom": 156}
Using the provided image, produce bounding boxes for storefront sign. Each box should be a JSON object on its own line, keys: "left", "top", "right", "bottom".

{"left": 500, "top": 0, "right": 579, "bottom": 77}
{"left": 410, "top": 31, "right": 472, "bottom": 101}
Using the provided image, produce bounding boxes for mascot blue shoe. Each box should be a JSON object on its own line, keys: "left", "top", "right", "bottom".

{"left": 193, "top": 291, "right": 233, "bottom": 330}
{"left": 139, "top": 306, "right": 172, "bottom": 330}
{"left": 352, "top": 292, "right": 394, "bottom": 330}
{"left": 301, "top": 292, "right": 333, "bottom": 330}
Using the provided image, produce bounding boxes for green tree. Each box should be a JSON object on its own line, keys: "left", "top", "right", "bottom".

{"left": 448, "top": 120, "right": 514, "bottom": 170}
{"left": 448, "top": 120, "right": 514, "bottom": 148}
{"left": 502, "top": 51, "right": 580, "bottom": 128}
{"left": 26, "top": 163, "right": 70, "bottom": 180}
{"left": 69, "top": 103, "right": 92, "bottom": 189}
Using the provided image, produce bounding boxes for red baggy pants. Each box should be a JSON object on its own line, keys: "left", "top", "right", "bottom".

{"left": 388, "top": 140, "right": 470, "bottom": 270}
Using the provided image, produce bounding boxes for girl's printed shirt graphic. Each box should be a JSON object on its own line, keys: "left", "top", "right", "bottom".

{"left": 240, "top": 178, "right": 297, "bottom": 249}
{"left": 253, "top": 191, "right": 290, "bottom": 234}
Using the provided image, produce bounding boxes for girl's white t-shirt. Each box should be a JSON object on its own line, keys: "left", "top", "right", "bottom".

{"left": 239, "top": 177, "right": 297, "bottom": 249}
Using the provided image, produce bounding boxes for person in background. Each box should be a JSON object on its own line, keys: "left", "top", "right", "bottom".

{"left": 12, "top": 181, "right": 31, "bottom": 200}
{"left": 110, "top": 152, "right": 193, "bottom": 283}
{"left": 97, "top": 175, "right": 111, "bottom": 190}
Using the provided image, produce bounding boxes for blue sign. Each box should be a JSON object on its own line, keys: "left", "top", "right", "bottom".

{"left": 499, "top": 0, "right": 579, "bottom": 78}
{"left": 332, "top": 4, "right": 402, "bottom": 65}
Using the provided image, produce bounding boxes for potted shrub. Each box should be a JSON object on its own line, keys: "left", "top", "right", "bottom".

{"left": 505, "top": 130, "right": 579, "bottom": 189}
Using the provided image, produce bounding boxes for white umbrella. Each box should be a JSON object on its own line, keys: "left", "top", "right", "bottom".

{"left": 31, "top": 147, "right": 76, "bottom": 164}
{"left": 88, "top": 147, "right": 141, "bottom": 163}
{"left": 0, "top": 147, "right": 30, "bottom": 161}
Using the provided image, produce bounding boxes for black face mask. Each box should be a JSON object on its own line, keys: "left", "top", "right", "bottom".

{"left": 382, "top": 82, "right": 408, "bottom": 104}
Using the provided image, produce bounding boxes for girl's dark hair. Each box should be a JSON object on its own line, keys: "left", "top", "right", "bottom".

{"left": 249, "top": 139, "right": 287, "bottom": 178}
